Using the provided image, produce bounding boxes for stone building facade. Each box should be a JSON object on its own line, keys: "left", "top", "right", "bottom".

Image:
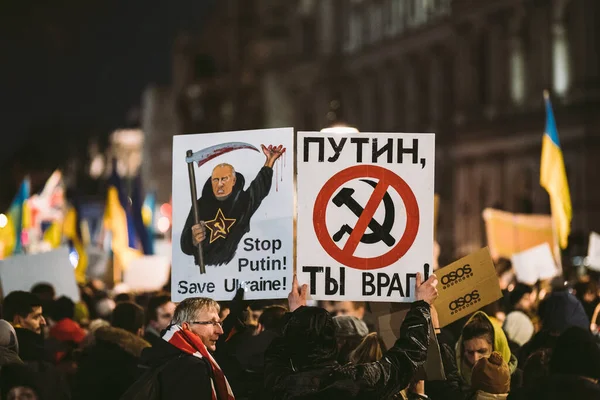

{"left": 147, "top": 0, "right": 600, "bottom": 260}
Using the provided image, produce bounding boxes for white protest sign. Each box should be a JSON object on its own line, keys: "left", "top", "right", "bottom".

{"left": 123, "top": 255, "right": 170, "bottom": 292}
{"left": 0, "top": 247, "right": 80, "bottom": 302}
{"left": 586, "top": 232, "right": 600, "bottom": 271}
{"left": 511, "top": 243, "right": 558, "bottom": 285}
{"left": 172, "top": 128, "right": 294, "bottom": 301}
{"left": 297, "top": 132, "right": 435, "bottom": 302}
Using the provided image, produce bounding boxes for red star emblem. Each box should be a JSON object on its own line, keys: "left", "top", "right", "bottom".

{"left": 204, "top": 209, "right": 236, "bottom": 244}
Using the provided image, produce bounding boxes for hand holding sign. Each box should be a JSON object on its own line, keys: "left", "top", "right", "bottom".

{"left": 416, "top": 272, "right": 438, "bottom": 305}
{"left": 288, "top": 274, "right": 308, "bottom": 312}
{"left": 262, "top": 144, "right": 286, "bottom": 168}
{"left": 191, "top": 222, "right": 206, "bottom": 245}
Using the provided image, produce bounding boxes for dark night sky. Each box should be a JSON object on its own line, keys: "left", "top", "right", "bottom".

{"left": 0, "top": 0, "right": 215, "bottom": 165}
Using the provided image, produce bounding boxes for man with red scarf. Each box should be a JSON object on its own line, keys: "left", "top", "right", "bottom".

{"left": 138, "top": 297, "right": 235, "bottom": 400}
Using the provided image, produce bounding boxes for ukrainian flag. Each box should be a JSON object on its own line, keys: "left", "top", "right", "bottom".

{"left": 0, "top": 179, "right": 31, "bottom": 257}
{"left": 142, "top": 192, "right": 155, "bottom": 255}
{"left": 63, "top": 203, "right": 88, "bottom": 284}
{"left": 540, "top": 91, "right": 572, "bottom": 249}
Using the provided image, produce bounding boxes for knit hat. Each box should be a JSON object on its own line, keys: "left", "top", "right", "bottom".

{"left": 550, "top": 326, "right": 600, "bottom": 380}
{"left": 333, "top": 315, "right": 369, "bottom": 338}
{"left": 471, "top": 351, "right": 511, "bottom": 394}
{"left": 503, "top": 311, "right": 534, "bottom": 346}
{"left": 509, "top": 283, "right": 533, "bottom": 308}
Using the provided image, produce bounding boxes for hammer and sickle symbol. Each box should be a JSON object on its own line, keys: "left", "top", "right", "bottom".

{"left": 331, "top": 179, "right": 396, "bottom": 247}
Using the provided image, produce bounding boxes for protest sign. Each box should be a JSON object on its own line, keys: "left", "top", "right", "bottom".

{"left": 482, "top": 208, "right": 558, "bottom": 262}
{"left": 435, "top": 247, "right": 502, "bottom": 327}
{"left": 172, "top": 128, "right": 294, "bottom": 301}
{"left": 123, "top": 255, "right": 170, "bottom": 292}
{"left": 511, "top": 243, "right": 558, "bottom": 285}
{"left": 0, "top": 247, "right": 80, "bottom": 302}
{"left": 587, "top": 232, "right": 600, "bottom": 271}
{"left": 297, "top": 132, "right": 435, "bottom": 302}
{"left": 375, "top": 303, "right": 445, "bottom": 381}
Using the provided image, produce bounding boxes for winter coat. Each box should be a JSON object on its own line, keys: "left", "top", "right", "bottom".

{"left": 263, "top": 301, "right": 431, "bottom": 400}
{"left": 508, "top": 374, "right": 600, "bottom": 399}
{"left": 0, "top": 346, "right": 23, "bottom": 367}
{"left": 14, "top": 327, "right": 71, "bottom": 400}
{"left": 138, "top": 334, "right": 213, "bottom": 399}
{"left": 72, "top": 326, "right": 150, "bottom": 400}
{"left": 455, "top": 312, "right": 518, "bottom": 386}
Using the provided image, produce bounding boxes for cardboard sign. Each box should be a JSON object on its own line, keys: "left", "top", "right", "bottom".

{"left": 587, "top": 232, "right": 600, "bottom": 271}
{"left": 171, "top": 128, "right": 294, "bottom": 301}
{"left": 482, "top": 208, "right": 557, "bottom": 261}
{"left": 0, "top": 247, "right": 80, "bottom": 302}
{"left": 297, "top": 132, "right": 435, "bottom": 302}
{"left": 375, "top": 303, "right": 445, "bottom": 381}
{"left": 435, "top": 247, "right": 502, "bottom": 327}
{"left": 123, "top": 255, "right": 170, "bottom": 292}
{"left": 511, "top": 243, "right": 558, "bottom": 285}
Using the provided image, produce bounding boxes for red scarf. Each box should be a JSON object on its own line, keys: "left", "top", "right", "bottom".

{"left": 163, "top": 325, "right": 235, "bottom": 400}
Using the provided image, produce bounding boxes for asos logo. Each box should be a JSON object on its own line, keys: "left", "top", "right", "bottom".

{"left": 448, "top": 290, "right": 481, "bottom": 315}
{"left": 440, "top": 264, "right": 473, "bottom": 289}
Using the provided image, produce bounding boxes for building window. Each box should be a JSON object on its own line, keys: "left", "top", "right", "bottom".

{"left": 369, "top": 3, "right": 383, "bottom": 43}
{"left": 552, "top": 23, "right": 570, "bottom": 96}
{"left": 391, "top": 0, "right": 405, "bottom": 34}
{"left": 319, "top": 0, "right": 333, "bottom": 54}
{"left": 510, "top": 38, "right": 526, "bottom": 105}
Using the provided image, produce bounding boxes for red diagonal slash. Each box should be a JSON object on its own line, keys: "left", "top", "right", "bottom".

{"left": 343, "top": 180, "right": 390, "bottom": 255}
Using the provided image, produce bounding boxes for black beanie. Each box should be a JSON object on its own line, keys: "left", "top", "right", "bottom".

{"left": 550, "top": 326, "right": 600, "bottom": 380}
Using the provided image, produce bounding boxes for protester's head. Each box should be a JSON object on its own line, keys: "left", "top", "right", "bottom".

{"left": 334, "top": 301, "right": 366, "bottom": 319}
{"left": 550, "top": 326, "right": 600, "bottom": 382}
{"left": 538, "top": 291, "right": 589, "bottom": 334}
{"left": 333, "top": 315, "right": 369, "bottom": 364}
{"left": 503, "top": 310, "right": 534, "bottom": 347}
{"left": 522, "top": 348, "right": 552, "bottom": 387}
{"left": 258, "top": 305, "right": 287, "bottom": 335}
{"left": 114, "top": 293, "right": 133, "bottom": 303}
{"left": 111, "top": 302, "right": 145, "bottom": 336}
{"left": 283, "top": 306, "right": 337, "bottom": 369}
{"left": 51, "top": 296, "right": 75, "bottom": 321}
{"left": 318, "top": 300, "right": 336, "bottom": 314}
{"left": 173, "top": 297, "right": 222, "bottom": 351}
{"left": 574, "top": 281, "right": 598, "bottom": 304}
{"left": 0, "top": 319, "right": 19, "bottom": 353}
{"left": 3, "top": 291, "right": 46, "bottom": 334}
{"left": 349, "top": 332, "right": 387, "bottom": 364}
{"left": 461, "top": 314, "right": 495, "bottom": 368}
{"left": 146, "top": 293, "right": 175, "bottom": 333}
{"left": 211, "top": 163, "right": 236, "bottom": 200}
{"left": 0, "top": 363, "right": 41, "bottom": 400}
{"left": 30, "top": 282, "right": 55, "bottom": 303}
{"left": 510, "top": 283, "right": 535, "bottom": 312}
{"left": 471, "top": 351, "right": 511, "bottom": 394}
{"left": 94, "top": 292, "right": 116, "bottom": 320}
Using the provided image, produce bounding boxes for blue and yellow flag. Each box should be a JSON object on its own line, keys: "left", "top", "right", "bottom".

{"left": 63, "top": 204, "right": 88, "bottom": 284}
{"left": 0, "top": 178, "right": 31, "bottom": 257}
{"left": 142, "top": 192, "right": 155, "bottom": 255}
{"left": 540, "top": 91, "right": 572, "bottom": 249}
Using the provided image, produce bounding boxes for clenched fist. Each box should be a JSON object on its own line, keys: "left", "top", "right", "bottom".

{"left": 415, "top": 272, "right": 438, "bottom": 305}
{"left": 191, "top": 222, "right": 206, "bottom": 246}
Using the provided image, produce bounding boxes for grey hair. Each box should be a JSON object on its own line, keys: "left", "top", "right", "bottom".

{"left": 213, "top": 163, "right": 235, "bottom": 177}
{"left": 172, "top": 297, "right": 220, "bottom": 325}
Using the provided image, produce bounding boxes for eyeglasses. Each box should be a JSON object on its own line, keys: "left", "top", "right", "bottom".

{"left": 189, "top": 320, "right": 223, "bottom": 328}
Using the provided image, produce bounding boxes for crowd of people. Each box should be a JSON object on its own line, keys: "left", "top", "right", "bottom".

{"left": 1, "top": 262, "right": 600, "bottom": 399}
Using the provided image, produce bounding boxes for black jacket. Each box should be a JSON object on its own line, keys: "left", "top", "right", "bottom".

{"left": 72, "top": 326, "right": 150, "bottom": 400}
{"left": 263, "top": 301, "right": 431, "bottom": 400}
{"left": 139, "top": 334, "right": 213, "bottom": 399}
{"left": 180, "top": 166, "right": 273, "bottom": 266}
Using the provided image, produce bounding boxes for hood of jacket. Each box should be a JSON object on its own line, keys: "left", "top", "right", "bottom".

{"left": 455, "top": 311, "right": 517, "bottom": 385}
{"left": 282, "top": 306, "right": 338, "bottom": 370}
{"left": 93, "top": 326, "right": 150, "bottom": 358}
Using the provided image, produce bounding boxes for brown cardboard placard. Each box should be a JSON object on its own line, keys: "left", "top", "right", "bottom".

{"left": 435, "top": 247, "right": 502, "bottom": 327}
{"left": 376, "top": 305, "right": 446, "bottom": 381}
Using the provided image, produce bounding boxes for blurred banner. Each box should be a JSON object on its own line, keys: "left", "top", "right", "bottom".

{"left": 482, "top": 208, "right": 558, "bottom": 263}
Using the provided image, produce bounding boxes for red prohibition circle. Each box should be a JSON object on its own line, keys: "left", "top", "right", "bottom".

{"left": 313, "top": 165, "right": 419, "bottom": 270}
